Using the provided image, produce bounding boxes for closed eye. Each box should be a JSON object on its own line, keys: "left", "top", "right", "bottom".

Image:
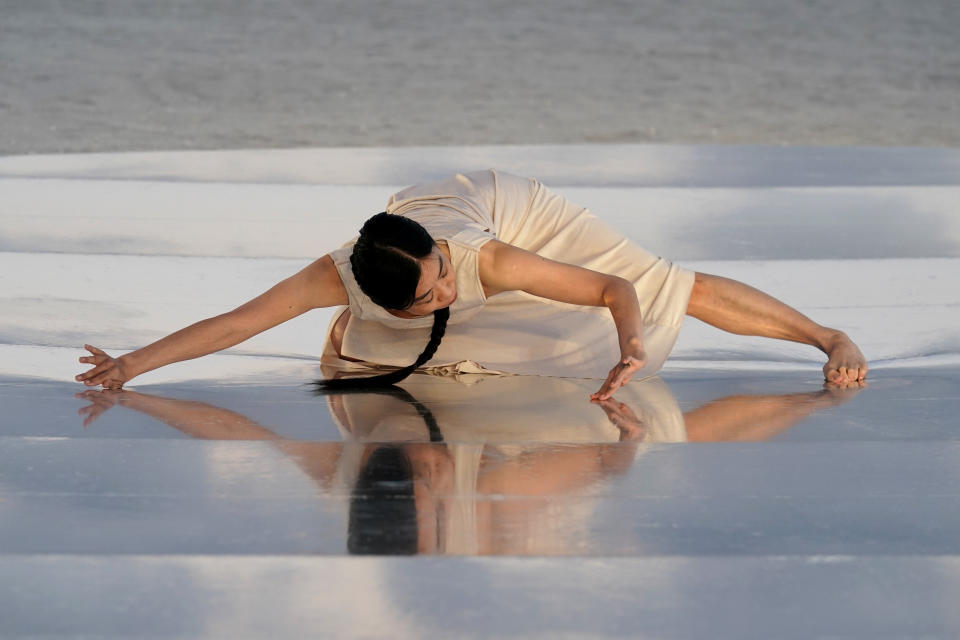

{"left": 412, "top": 253, "right": 445, "bottom": 306}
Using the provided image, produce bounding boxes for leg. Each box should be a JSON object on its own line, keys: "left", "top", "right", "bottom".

{"left": 685, "top": 272, "right": 868, "bottom": 383}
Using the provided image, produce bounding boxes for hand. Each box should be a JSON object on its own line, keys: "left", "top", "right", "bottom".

{"left": 75, "top": 389, "right": 126, "bottom": 428}
{"left": 822, "top": 331, "right": 868, "bottom": 384}
{"left": 591, "top": 349, "right": 647, "bottom": 401}
{"left": 591, "top": 396, "right": 647, "bottom": 441}
{"left": 76, "top": 344, "right": 131, "bottom": 390}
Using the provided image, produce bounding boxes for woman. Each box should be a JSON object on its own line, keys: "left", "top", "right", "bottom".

{"left": 76, "top": 170, "right": 868, "bottom": 397}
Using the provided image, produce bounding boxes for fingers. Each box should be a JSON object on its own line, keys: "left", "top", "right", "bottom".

{"left": 87, "top": 371, "right": 121, "bottom": 388}
{"left": 82, "top": 368, "right": 122, "bottom": 388}
{"left": 74, "top": 389, "right": 123, "bottom": 402}
{"left": 84, "top": 344, "right": 108, "bottom": 356}
{"left": 840, "top": 366, "right": 868, "bottom": 383}
{"left": 591, "top": 359, "right": 644, "bottom": 400}
{"left": 79, "top": 352, "right": 107, "bottom": 366}
{"left": 76, "top": 360, "right": 115, "bottom": 384}
{"left": 617, "top": 401, "right": 640, "bottom": 421}
{"left": 824, "top": 379, "right": 868, "bottom": 391}
{"left": 591, "top": 369, "right": 621, "bottom": 400}
{"left": 77, "top": 402, "right": 104, "bottom": 427}
{"left": 75, "top": 389, "right": 123, "bottom": 427}
{"left": 590, "top": 380, "right": 616, "bottom": 401}
{"left": 591, "top": 396, "right": 618, "bottom": 418}
{"left": 78, "top": 346, "right": 114, "bottom": 383}
{"left": 609, "top": 360, "right": 640, "bottom": 392}
{"left": 825, "top": 365, "right": 868, "bottom": 384}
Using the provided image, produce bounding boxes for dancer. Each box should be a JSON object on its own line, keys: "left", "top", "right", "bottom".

{"left": 76, "top": 170, "right": 868, "bottom": 398}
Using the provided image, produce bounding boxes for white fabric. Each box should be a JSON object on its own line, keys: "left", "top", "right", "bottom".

{"left": 325, "top": 169, "right": 695, "bottom": 379}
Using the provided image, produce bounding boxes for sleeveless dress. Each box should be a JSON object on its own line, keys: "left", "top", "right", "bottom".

{"left": 323, "top": 169, "right": 695, "bottom": 380}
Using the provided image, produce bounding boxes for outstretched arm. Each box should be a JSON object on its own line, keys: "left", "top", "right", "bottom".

{"left": 478, "top": 240, "right": 643, "bottom": 400}
{"left": 76, "top": 255, "right": 349, "bottom": 389}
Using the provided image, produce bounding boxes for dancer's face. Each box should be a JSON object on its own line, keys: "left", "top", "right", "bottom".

{"left": 395, "top": 246, "right": 458, "bottom": 317}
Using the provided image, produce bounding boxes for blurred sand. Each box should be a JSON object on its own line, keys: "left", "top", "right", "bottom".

{"left": 1, "top": 0, "right": 959, "bottom": 154}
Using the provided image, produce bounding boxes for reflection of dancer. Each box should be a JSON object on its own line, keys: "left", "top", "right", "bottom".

{"left": 77, "top": 170, "right": 867, "bottom": 398}
{"left": 77, "top": 377, "right": 863, "bottom": 555}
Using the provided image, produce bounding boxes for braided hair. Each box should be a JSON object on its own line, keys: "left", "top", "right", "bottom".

{"left": 314, "top": 213, "right": 450, "bottom": 390}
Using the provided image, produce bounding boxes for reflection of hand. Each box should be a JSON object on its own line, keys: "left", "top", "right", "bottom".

{"left": 76, "top": 344, "right": 132, "bottom": 390}
{"left": 591, "top": 396, "right": 647, "bottom": 441}
{"left": 75, "top": 389, "right": 126, "bottom": 428}
{"left": 823, "top": 379, "right": 868, "bottom": 391}
{"left": 819, "top": 379, "right": 868, "bottom": 406}
{"left": 591, "top": 349, "right": 647, "bottom": 401}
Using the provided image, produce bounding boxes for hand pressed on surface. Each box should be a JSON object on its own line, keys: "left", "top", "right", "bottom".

{"left": 76, "top": 345, "right": 131, "bottom": 390}
{"left": 590, "top": 348, "right": 647, "bottom": 401}
{"left": 822, "top": 332, "right": 869, "bottom": 384}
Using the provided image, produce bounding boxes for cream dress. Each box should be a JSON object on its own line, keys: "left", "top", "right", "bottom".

{"left": 323, "top": 169, "right": 695, "bottom": 380}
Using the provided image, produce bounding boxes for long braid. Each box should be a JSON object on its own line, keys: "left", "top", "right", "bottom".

{"left": 313, "top": 212, "right": 452, "bottom": 391}
{"left": 314, "top": 307, "right": 449, "bottom": 390}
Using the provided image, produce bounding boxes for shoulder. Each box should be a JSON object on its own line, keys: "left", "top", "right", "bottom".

{"left": 301, "top": 255, "right": 349, "bottom": 308}
{"left": 477, "top": 240, "right": 523, "bottom": 296}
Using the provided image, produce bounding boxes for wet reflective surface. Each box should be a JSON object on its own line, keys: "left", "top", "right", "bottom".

{"left": 4, "top": 369, "right": 960, "bottom": 555}
{"left": 2, "top": 369, "right": 960, "bottom": 636}
{"left": 3, "top": 144, "right": 960, "bottom": 637}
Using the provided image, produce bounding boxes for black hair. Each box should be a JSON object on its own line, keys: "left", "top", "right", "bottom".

{"left": 315, "top": 212, "right": 450, "bottom": 390}
{"left": 331, "top": 386, "right": 444, "bottom": 555}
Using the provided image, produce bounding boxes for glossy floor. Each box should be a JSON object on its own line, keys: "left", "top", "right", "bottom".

{"left": 2, "top": 144, "right": 959, "bottom": 637}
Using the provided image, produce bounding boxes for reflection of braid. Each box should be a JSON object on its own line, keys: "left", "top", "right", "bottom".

{"left": 315, "top": 308, "right": 449, "bottom": 390}
{"left": 390, "top": 384, "right": 444, "bottom": 443}
{"left": 316, "top": 384, "right": 444, "bottom": 443}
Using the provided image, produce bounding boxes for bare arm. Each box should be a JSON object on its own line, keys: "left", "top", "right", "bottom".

{"left": 77, "top": 255, "right": 349, "bottom": 388}
{"left": 478, "top": 239, "right": 644, "bottom": 399}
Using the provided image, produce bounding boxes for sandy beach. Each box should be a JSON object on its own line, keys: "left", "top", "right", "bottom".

{"left": 2, "top": 0, "right": 959, "bottom": 155}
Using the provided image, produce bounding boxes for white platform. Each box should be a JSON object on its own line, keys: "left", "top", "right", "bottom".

{"left": 2, "top": 144, "right": 959, "bottom": 638}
